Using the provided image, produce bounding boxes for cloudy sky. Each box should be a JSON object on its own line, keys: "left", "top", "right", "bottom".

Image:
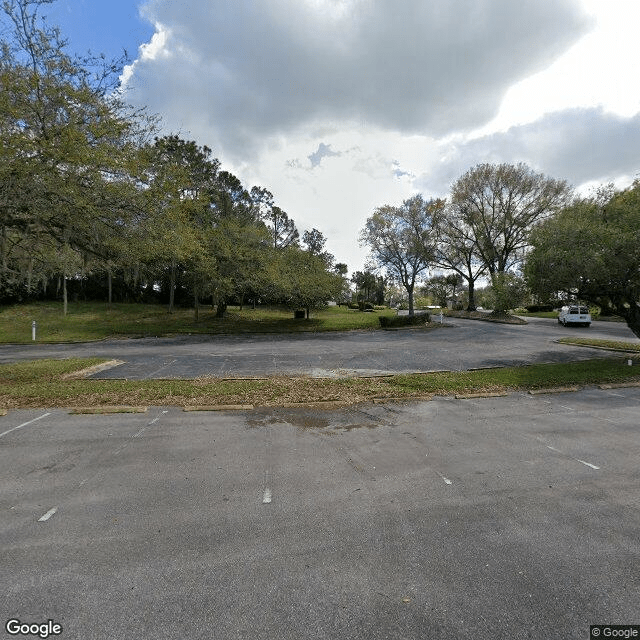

{"left": 47, "top": 0, "right": 640, "bottom": 273}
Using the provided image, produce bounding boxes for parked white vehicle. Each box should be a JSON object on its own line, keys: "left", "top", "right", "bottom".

{"left": 558, "top": 305, "right": 591, "bottom": 327}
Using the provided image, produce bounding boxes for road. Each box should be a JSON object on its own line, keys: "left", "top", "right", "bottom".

{"left": 1, "top": 387, "right": 639, "bottom": 639}
{"left": 0, "top": 316, "right": 637, "bottom": 379}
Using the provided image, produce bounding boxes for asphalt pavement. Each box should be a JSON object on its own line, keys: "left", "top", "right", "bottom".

{"left": 2, "top": 386, "right": 639, "bottom": 639}
{"left": 0, "top": 316, "right": 638, "bottom": 379}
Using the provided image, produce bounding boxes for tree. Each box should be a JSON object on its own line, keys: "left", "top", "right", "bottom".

{"left": 525, "top": 182, "right": 640, "bottom": 338}
{"left": 302, "top": 227, "right": 334, "bottom": 266}
{"left": 433, "top": 203, "right": 486, "bottom": 310}
{"left": 0, "top": 0, "right": 153, "bottom": 311}
{"left": 360, "top": 195, "right": 440, "bottom": 315}
{"left": 249, "top": 186, "right": 299, "bottom": 249}
{"left": 141, "top": 135, "right": 219, "bottom": 314}
{"left": 271, "top": 246, "right": 343, "bottom": 318}
{"left": 351, "top": 270, "right": 385, "bottom": 305}
{"left": 450, "top": 163, "right": 571, "bottom": 311}
{"left": 267, "top": 206, "right": 299, "bottom": 249}
{"left": 422, "top": 273, "right": 462, "bottom": 308}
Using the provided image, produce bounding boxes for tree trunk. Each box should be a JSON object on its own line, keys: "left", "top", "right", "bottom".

{"left": 621, "top": 300, "right": 640, "bottom": 340}
{"left": 27, "top": 256, "right": 33, "bottom": 296}
{"left": 168, "top": 258, "right": 176, "bottom": 314}
{"left": 306, "top": 307, "right": 310, "bottom": 319}
{"left": 407, "top": 285, "right": 415, "bottom": 316}
{"left": 466, "top": 278, "right": 476, "bottom": 311}
{"left": 193, "top": 278, "right": 199, "bottom": 322}
{"left": 216, "top": 300, "right": 227, "bottom": 318}
{"left": 63, "top": 272, "right": 68, "bottom": 316}
{"left": 107, "top": 268, "right": 113, "bottom": 306}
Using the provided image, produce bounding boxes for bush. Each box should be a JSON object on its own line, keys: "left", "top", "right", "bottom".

{"left": 348, "top": 302, "right": 360, "bottom": 310}
{"left": 526, "top": 304, "right": 554, "bottom": 312}
{"left": 379, "top": 313, "right": 430, "bottom": 328}
{"left": 373, "top": 305, "right": 387, "bottom": 310}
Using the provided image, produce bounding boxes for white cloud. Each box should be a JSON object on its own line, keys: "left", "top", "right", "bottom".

{"left": 414, "top": 108, "right": 640, "bottom": 194}
{"left": 122, "top": 0, "right": 639, "bottom": 272}
{"left": 128, "top": 0, "right": 590, "bottom": 159}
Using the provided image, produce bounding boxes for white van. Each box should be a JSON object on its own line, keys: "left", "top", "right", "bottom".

{"left": 558, "top": 305, "right": 591, "bottom": 327}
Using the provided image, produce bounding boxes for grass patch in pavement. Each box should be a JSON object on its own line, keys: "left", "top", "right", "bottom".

{"left": 1, "top": 356, "right": 639, "bottom": 409}
{"left": 558, "top": 337, "right": 640, "bottom": 352}
{"left": 0, "top": 302, "right": 397, "bottom": 343}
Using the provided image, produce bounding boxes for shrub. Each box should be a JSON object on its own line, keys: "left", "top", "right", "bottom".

{"left": 526, "top": 304, "right": 554, "bottom": 312}
{"left": 379, "top": 313, "right": 430, "bottom": 328}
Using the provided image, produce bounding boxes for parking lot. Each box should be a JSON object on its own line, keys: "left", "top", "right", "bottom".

{"left": 2, "top": 385, "right": 639, "bottom": 639}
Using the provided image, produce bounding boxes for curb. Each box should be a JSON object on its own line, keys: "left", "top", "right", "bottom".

{"left": 528, "top": 386, "right": 579, "bottom": 395}
{"left": 455, "top": 391, "right": 509, "bottom": 399}
{"left": 70, "top": 406, "right": 148, "bottom": 414}
{"left": 62, "top": 359, "right": 125, "bottom": 379}
{"left": 555, "top": 341, "right": 640, "bottom": 354}
{"left": 373, "top": 395, "right": 432, "bottom": 403}
{"left": 183, "top": 405, "right": 254, "bottom": 411}
{"left": 599, "top": 381, "right": 640, "bottom": 389}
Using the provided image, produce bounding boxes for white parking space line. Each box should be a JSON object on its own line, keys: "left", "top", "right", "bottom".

{"left": 144, "top": 360, "right": 177, "bottom": 379}
{"left": 0, "top": 412, "right": 51, "bottom": 439}
{"left": 262, "top": 488, "right": 272, "bottom": 504}
{"left": 576, "top": 459, "right": 600, "bottom": 470}
{"left": 75, "top": 410, "right": 168, "bottom": 490}
{"left": 134, "top": 410, "right": 168, "bottom": 438}
{"left": 546, "top": 445, "right": 599, "bottom": 470}
{"left": 38, "top": 507, "right": 57, "bottom": 522}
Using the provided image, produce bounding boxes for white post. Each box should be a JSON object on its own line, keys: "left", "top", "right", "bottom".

{"left": 628, "top": 359, "right": 633, "bottom": 367}
{"left": 32, "top": 320, "right": 36, "bottom": 341}
{"left": 440, "top": 311, "right": 443, "bottom": 324}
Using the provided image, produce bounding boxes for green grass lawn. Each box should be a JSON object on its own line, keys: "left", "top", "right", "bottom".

{"left": 1, "top": 356, "right": 638, "bottom": 409}
{"left": 0, "top": 302, "right": 397, "bottom": 343}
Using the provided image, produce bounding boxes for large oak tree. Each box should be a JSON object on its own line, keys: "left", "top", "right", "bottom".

{"left": 526, "top": 182, "right": 640, "bottom": 338}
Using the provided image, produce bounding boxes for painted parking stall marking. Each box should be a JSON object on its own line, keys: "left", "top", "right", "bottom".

{"left": 545, "top": 444, "right": 600, "bottom": 470}
{"left": 38, "top": 507, "right": 58, "bottom": 522}
{"left": 0, "top": 412, "right": 51, "bottom": 439}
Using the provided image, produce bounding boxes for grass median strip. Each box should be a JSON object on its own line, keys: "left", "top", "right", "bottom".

{"left": 1, "top": 356, "right": 639, "bottom": 409}
{"left": 558, "top": 337, "right": 640, "bottom": 352}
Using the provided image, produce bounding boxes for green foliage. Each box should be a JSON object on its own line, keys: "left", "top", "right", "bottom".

{"left": 487, "top": 272, "right": 529, "bottom": 312}
{"left": 526, "top": 181, "right": 640, "bottom": 338}
{"left": 360, "top": 195, "right": 442, "bottom": 314}
{"left": 379, "top": 313, "right": 430, "bottom": 328}
{"left": 269, "top": 247, "right": 344, "bottom": 315}
{"left": 422, "top": 273, "right": 462, "bottom": 307}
